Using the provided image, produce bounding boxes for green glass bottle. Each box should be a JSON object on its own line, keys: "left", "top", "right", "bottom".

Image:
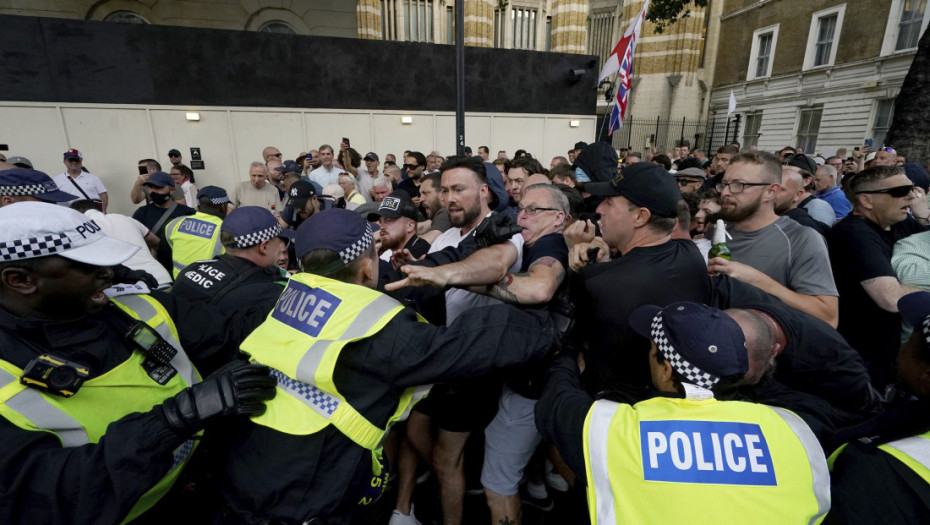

{"left": 708, "top": 219, "right": 732, "bottom": 261}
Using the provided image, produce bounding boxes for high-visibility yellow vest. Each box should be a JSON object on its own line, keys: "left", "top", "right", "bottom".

{"left": 0, "top": 294, "right": 201, "bottom": 524}
{"left": 164, "top": 212, "right": 225, "bottom": 277}
{"left": 241, "top": 273, "right": 430, "bottom": 487}
{"left": 582, "top": 396, "right": 830, "bottom": 525}
{"left": 829, "top": 430, "right": 930, "bottom": 485}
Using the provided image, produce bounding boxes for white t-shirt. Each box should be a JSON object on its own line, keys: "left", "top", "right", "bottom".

{"left": 83, "top": 209, "right": 173, "bottom": 286}
{"left": 53, "top": 171, "right": 107, "bottom": 203}
{"left": 181, "top": 180, "right": 198, "bottom": 207}
{"left": 428, "top": 214, "right": 523, "bottom": 324}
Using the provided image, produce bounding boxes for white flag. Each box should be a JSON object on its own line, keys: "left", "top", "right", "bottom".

{"left": 728, "top": 90, "right": 737, "bottom": 116}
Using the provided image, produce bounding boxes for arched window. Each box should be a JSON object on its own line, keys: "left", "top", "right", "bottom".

{"left": 259, "top": 21, "right": 298, "bottom": 34}
{"left": 103, "top": 10, "right": 149, "bottom": 24}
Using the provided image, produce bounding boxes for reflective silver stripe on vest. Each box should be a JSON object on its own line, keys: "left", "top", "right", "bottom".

{"left": 5, "top": 388, "right": 89, "bottom": 446}
{"left": 769, "top": 406, "right": 831, "bottom": 525}
{"left": 173, "top": 260, "right": 186, "bottom": 271}
{"left": 295, "top": 293, "right": 402, "bottom": 385}
{"left": 397, "top": 385, "right": 432, "bottom": 422}
{"left": 586, "top": 400, "right": 620, "bottom": 525}
{"left": 113, "top": 295, "right": 199, "bottom": 386}
{"left": 0, "top": 367, "right": 15, "bottom": 389}
{"left": 269, "top": 367, "right": 341, "bottom": 419}
{"left": 885, "top": 436, "right": 930, "bottom": 470}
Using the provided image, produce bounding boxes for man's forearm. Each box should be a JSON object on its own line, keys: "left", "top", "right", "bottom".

{"left": 753, "top": 274, "right": 838, "bottom": 327}
{"left": 443, "top": 242, "right": 517, "bottom": 287}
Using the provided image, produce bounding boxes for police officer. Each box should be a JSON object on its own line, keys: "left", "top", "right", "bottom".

{"left": 0, "top": 167, "right": 78, "bottom": 206}
{"left": 536, "top": 301, "right": 830, "bottom": 524}
{"left": 220, "top": 208, "right": 558, "bottom": 524}
{"left": 163, "top": 185, "right": 228, "bottom": 278}
{"left": 828, "top": 291, "right": 930, "bottom": 523}
{"left": 0, "top": 201, "right": 276, "bottom": 523}
{"left": 171, "top": 206, "right": 293, "bottom": 313}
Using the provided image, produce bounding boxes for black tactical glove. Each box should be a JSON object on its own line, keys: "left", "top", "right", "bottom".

{"left": 111, "top": 264, "right": 159, "bottom": 289}
{"left": 473, "top": 212, "right": 523, "bottom": 249}
{"left": 160, "top": 360, "right": 277, "bottom": 436}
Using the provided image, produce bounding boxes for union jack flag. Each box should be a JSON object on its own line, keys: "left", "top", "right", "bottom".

{"left": 598, "top": 0, "right": 650, "bottom": 136}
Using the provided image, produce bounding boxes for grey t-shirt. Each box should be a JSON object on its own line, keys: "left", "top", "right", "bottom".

{"left": 801, "top": 197, "right": 836, "bottom": 226}
{"left": 726, "top": 216, "right": 838, "bottom": 296}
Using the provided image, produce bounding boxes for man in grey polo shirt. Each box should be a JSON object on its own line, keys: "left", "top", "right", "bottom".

{"left": 707, "top": 151, "right": 839, "bottom": 328}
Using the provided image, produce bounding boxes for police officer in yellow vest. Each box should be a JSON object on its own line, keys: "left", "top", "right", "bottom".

{"left": 220, "top": 208, "right": 559, "bottom": 524}
{"left": 536, "top": 301, "right": 831, "bottom": 525}
{"left": 0, "top": 201, "right": 276, "bottom": 524}
{"left": 164, "top": 185, "right": 228, "bottom": 278}
{"left": 827, "top": 291, "right": 930, "bottom": 523}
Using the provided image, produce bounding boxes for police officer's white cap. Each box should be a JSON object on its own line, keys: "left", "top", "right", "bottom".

{"left": 0, "top": 201, "right": 139, "bottom": 265}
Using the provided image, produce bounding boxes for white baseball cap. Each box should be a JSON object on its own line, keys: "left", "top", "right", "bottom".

{"left": 0, "top": 201, "right": 139, "bottom": 265}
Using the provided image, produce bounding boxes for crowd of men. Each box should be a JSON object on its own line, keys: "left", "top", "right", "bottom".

{"left": 0, "top": 137, "right": 929, "bottom": 525}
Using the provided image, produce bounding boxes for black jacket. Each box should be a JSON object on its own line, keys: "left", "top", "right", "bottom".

{"left": 220, "top": 303, "right": 558, "bottom": 524}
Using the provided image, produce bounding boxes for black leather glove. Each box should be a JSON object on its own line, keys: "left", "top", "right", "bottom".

{"left": 111, "top": 264, "right": 159, "bottom": 289}
{"left": 160, "top": 360, "right": 277, "bottom": 436}
{"left": 473, "top": 212, "right": 523, "bottom": 249}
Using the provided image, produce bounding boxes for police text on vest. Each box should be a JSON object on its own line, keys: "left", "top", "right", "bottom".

{"left": 272, "top": 280, "right": 342, "bottom": 337}
{"left": 639, "top": 420, "right": 777, "bottom": 486}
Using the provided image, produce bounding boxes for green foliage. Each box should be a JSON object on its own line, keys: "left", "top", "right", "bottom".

{"left": 646, "top": 0, "right": 708, "bottom": 34}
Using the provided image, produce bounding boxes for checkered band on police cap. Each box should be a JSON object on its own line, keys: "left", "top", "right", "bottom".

{"left": 650, "top": 312, "right": 720, "bottom": 390}
{"left": 0, "top": 233, "right": 73, "bottom": 261}
{"left": 233, "top": 224, "right": 281, "bottom": 249}
{"left": 0, "top": 180, "right": 58, "bottom": 196}
{"left": 339, "top": 223, "right": 373, "bottom": 264}
{"left": 209, "top": 195, "right": 230, "bottom": 205}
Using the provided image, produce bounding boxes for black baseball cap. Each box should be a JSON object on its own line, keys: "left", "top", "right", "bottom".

{"left": 367, "top": 191, "right": 419, "bottom": 222}
{"left": 286, "top": 180, "right": 317, "bottom": 208}
{"left": 784, "top": 153, "right": 817, "bottom": 174}
{"left": 585, "top": 161, "right": 681, "bottom": 217}
{"left": 168, "top": 149, "right": 182, "bottom": 158}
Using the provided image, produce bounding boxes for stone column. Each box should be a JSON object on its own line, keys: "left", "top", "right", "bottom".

{"left": 357, "top": 0, "right": 383, "bottom": 40}
{"left": 551, "top": 0, "right": 588, "bottom": 54}
{"left": 464, "top": 0, "right": 494, "bottom": 47}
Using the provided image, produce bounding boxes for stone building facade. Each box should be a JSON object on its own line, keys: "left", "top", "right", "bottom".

{"left": 709, "top": 0, "right": 929, "bottom": 155}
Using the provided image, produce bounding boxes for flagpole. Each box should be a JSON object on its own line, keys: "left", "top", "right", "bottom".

{"left": 598, "top": 81, "right": 617, "bottom": 142}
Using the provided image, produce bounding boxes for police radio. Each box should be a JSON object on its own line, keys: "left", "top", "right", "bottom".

{"left": 125, "top": 322, "right": 178, "bottom": 385}
{"left": 21, "top": 354, "right": 91, "bottom": 397}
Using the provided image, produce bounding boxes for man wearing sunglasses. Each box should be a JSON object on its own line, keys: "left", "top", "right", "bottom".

{"left": 674, "top": 167, "right": 706, "bottom": 194}
{"left": 706, "top": 151, "right": 838, "bottom": 328}
{"left": 829, "top": 165, "right": 927, "bottom": 390}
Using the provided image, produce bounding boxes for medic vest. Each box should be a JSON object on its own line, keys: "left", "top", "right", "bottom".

{"left": 241, "top": 274, "right": 430, "bottom": 489}
{"left": 0, "top": 294, "right": 201, "bottom": 524}
{"left": 164, "top": 212, "right": 225, "bottom": 277}
{"left": 582, "top": 396, "right": 830, "bottom": 525}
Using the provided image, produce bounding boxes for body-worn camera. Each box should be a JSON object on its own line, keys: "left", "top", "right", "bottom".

{"left": 21, "top": 354, "right": 90, "bottom": 397}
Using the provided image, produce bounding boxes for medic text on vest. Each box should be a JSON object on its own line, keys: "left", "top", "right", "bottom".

{"left": 179, "top": 218, "right": 217, "bottom": 239}
{"left": 184, "top": 264, "right": 226, "bottom": 289}
{"left": 272, "top": 280, "right": 342, "bottom": 337}
{"left": 639, "top": 420, "right": 777, "bottom": 486}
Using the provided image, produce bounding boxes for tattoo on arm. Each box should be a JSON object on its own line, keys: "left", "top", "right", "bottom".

{"left": 529, "top": 256, "right": 566, "bottom": 285}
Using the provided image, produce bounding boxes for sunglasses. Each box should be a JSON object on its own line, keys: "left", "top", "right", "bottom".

{"left": 404, "top": 164, "right": 420, "bottom": 170}
{"left": 677, "top": 178, "right": 702, "bottom": 186}
{"left": 856, "top": 184, "right": 914, "bottom": 198}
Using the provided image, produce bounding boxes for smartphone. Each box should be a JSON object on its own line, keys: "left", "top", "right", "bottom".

{"left": 342, "top": 137, "right": 350, "bottom": 148}
{"left": 864, "top": 138, "right": 874, "bottom": 147}
{"left": 138, "top": 166, "right": 147, "bottom": 175}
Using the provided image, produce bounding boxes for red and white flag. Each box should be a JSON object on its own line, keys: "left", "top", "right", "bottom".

{"left": 598, "top": 0, "right": 651, "bottom": 135}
